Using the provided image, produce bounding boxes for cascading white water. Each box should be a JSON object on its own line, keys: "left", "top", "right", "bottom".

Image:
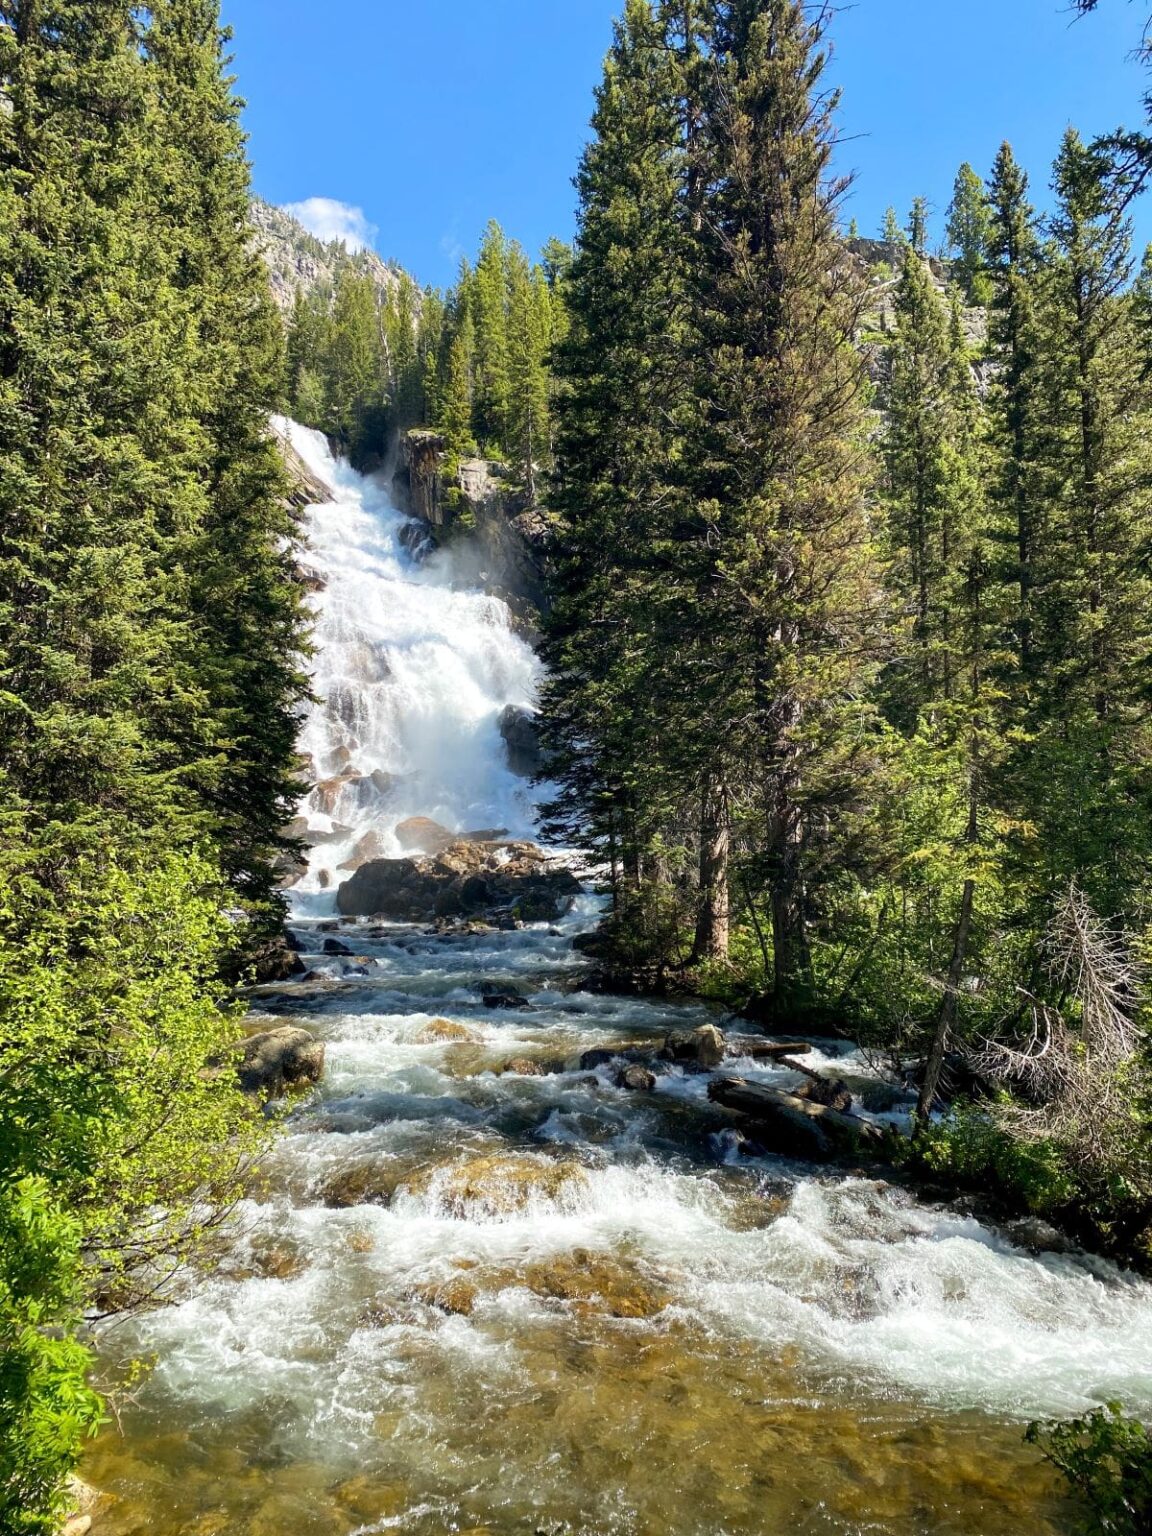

{"left": 279, "top": 417, "right": 543, "bottom": 908}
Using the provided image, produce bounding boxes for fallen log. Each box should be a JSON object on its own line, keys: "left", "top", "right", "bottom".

{"left": 778, "top": 1055, "right": 853, "bottom": 1113}
{"left": 707, "top": 1076, "right": 887, "bottom": 1163}
{"left": 725, "top": 1037, "right": 812, "bottom": 1060}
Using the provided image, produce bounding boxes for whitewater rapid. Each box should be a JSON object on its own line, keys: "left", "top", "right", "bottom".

{"left": 85, "top": 431, "right": 1152, "bottom": 1536}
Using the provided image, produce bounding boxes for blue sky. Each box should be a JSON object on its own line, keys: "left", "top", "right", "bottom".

{"left": 221, "top": 0, "right": 1151, "bottom": 286}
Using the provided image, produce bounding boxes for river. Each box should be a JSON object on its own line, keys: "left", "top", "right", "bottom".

{"left": 83, "top": 426, "right": 1152, "bottom": 1536}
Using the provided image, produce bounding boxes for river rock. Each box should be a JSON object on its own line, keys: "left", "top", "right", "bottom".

{"left": 664, "top": 1024, "right": 726, "bottom": 1069}
{"left": 339, "top": 829, "right": 390, "bottom": 870}
{"left": 395, "top": 815, "right": 455, "bottom": 854}
{"left": 251, "top": 933, "right": 307, "bottom": 983}
{"left": 616, "top": 1064, "right": 657, "bottom": 1092}
{"left": 336, "top": 840, "right": 581, "bottom": 922}
{"left": 479, "top": 982, "right": 532, "bottom": 1010}
{"left": 792, "top": 1074, "right": 854, "bottom": 1114}
{"left": 503, "top": 1056, "right": 546, "bottom": 1076}
{"left": 414, "top": 1018, "right": 480, "bottom": 1043}
{"left": 239, "top": 1026, "right": 325, "bottom": 1099}
{"left": 322, "top": 936, "right": 353, "bottom": 956}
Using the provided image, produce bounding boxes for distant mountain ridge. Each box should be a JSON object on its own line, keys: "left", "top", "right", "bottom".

{"left": 250, "top": 197, "right": 409, "bottom": 312}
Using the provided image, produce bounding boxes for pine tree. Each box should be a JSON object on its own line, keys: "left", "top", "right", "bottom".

{"left": 541, "top": 0, "right": 694, "bottom": 945}
{"left": 986, "top": 142, "right": 1044, "bottom": 677}
{"left": 882, "top": 205, "right": 905, "bottom": 245}
{"left": 384, "top": 270, "right": 421, "bottom": 429}
{"left": 285, "top": 285, "right": 332, "bottom": 423}
{"left": 472, "top": 219, "right": 512, "bottom": 451}
{"left": 416, "top": 285, "right": 446, "bottom": 425}
{"left": 946, "top": 161, "right": 993, "bottom": 304}
{"left": 144, "top": 0, "right": 310, "bottom": 918}
{"left": 880, "top": 252, "right": 1007, "bottom": 1111}
{"left": 1024, "top": 130, "right": 1152, "bottom": 911}
{"left": 323, "top": 268, "right": 384, "bottom": 451}
{"left": 684, "top": 0, "right": 882, "bottom": 999}
{"left": 907, "top": 195, "right": 930, "bottom": 256}
{"left": 441, "top": 275, "right": 477, "bottom": 459}
{"left": 0, "top": 0, "right": 193, "bottom": 852}
{"left": 506, "top": 245, "right": 553, "bottom": 501}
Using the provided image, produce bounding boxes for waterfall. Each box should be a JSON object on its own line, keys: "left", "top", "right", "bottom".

{"left": 278, "top": 418, "right": 544, "bottom": 910}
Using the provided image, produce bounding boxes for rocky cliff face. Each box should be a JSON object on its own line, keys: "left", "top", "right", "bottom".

{"left": 249, "top": 198, "right": 406, "bottom": 315}
{"left": 393, "top": 431, "right": 550, "bottom": 629}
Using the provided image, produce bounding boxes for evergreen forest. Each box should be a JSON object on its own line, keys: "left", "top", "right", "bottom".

{"left": 3, "top": 1, "right": 1152, "bottom": 1533}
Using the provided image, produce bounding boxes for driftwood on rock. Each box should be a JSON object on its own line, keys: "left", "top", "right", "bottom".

{"left": 778, "top": 1055, "right": 854, "bottom": 1113}
{"left": 707, "top": 1076, "right": 886, "bottom": 1162}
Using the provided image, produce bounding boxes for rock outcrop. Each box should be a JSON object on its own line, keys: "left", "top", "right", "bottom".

{"left": 498, "top": 704, "right": 544, "bottom": 779}
{"left": 393, "top": 431, "right": 550, "bottom": 625}
{"left": 335, "top": 840, "right": 580, "bottom": 923}
{"left": 250, "top": 197, "right": 406, "bottom": 317}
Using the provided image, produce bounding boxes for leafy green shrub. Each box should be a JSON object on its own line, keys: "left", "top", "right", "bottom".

{"left": 0, "top": 849, "right": 270, "bottom": 1529}
{"left": 905, "top": 1101, "right": 1076, "bottom": 1213}
{"left": 1027, "top": 1405, "right": 1152, "bottom": 1535}
{"left": 0, "top": 850, "right": 268, "bottom": 1306}
{"left": 0, "top": 1178, "right": 103, "bottom": 1535}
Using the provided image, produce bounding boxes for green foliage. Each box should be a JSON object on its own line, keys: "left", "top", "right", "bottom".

{"left": 0, "top": 2, "right": 302, "bottom": 1525}
{"left": 1027, "top": 1405, "right": 1152, "bottom": 1536}
{"left": 0, "top": 1180, "right": 104, "bottom": 1535}
{"left": 906, "top": 1102, "right": 1077, "bottom": 1215}
{"left": 0, "top": 849, "right": 267, "bottom": 1301}
{"left": 946, "top": 162, "right": 993, "bottom": 303}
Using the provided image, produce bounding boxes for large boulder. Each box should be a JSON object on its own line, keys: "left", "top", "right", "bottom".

{"left": 664, "top": 1024, "right": 726, "bottom": 1069}
{"left": 337, "top": 839, "right": 581, "bottom": 923}
{"left": 239, "top": 1027, "right": 325, "bottom": 1100}
{"left": 336, "top": 856, "right": 446, "bottom": 919}
{"left": 498, "top": 705, "right": 543, "bottom": 779}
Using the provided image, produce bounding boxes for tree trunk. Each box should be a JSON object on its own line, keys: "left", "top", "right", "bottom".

{"left": 769, "top": 780, "right": 809, "bottom": 1004}
{"left": 691, "top": 778, "right": 730, "bottom": 962}
{"left": 916, "top": 874, "right": 976, "bottom": 1122}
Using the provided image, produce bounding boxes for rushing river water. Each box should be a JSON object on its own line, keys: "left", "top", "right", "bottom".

{"left": 84, "top": 428, "right": 1152, "bottom": 1536}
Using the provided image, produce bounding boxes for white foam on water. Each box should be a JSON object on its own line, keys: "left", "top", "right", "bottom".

{"left": 278, "top": 416, "right": 543, "bottom": 889}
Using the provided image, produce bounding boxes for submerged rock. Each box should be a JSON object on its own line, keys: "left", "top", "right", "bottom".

{"left": 479, "top": 982, "right": 532, "bottom": 1011}
{"left": 503, "top": 1056, "right": 546, "bottom": 1076}
{"left": 616, "top": 1064, "right": 657, "bottom": 1092}
{"left": 414, "top": 1018, "right": 481, "bottom": 1044}
{"left": 239, "top": 1026, "right": 325, "bottom": 1100}
{"left": 406, "top": 1153, "right": 587, "bottom": 1219}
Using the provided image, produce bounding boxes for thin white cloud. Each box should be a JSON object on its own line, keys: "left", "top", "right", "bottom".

{"left": 283, "top": 196, "right": 377, "bottom": 254}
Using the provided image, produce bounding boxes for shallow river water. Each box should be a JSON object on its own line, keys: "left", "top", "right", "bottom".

{"left": 84, "top": 902, "right": 1152, "bottom": 1536}
{"left": 83, "top": 424, "right": 1152, "bottom": 1535}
